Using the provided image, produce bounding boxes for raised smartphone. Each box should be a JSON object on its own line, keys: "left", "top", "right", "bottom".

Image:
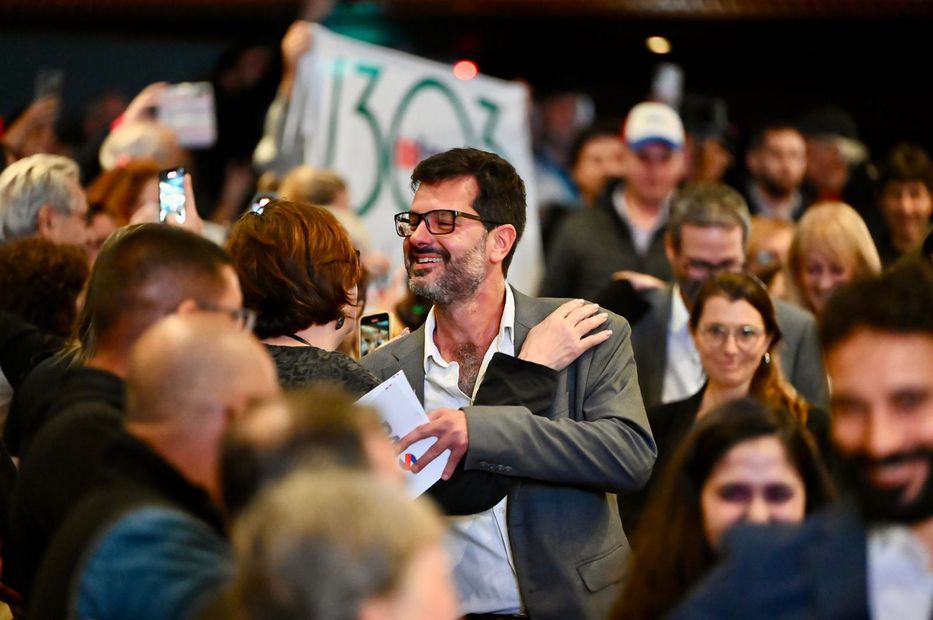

{"left": 359, "top": 311, "right": 391, "bottom": 358}
{"left": 159, "top": 167, "right": 186, "bottom": 224}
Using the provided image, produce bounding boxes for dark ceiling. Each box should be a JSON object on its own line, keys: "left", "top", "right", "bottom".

{"left": 3, "top": 0, "right": 933, "bottom": 155}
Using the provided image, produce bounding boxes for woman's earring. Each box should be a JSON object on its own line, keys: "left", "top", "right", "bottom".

{"left": 763, "top": 351, "right": 771, "bottom": 366}
{"left": 335, "top": 316, "right": 346, "bottom": 330}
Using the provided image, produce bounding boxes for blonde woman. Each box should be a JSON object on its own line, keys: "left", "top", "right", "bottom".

{"left": 786, "top": 202, "right": 881, "bottom": 314}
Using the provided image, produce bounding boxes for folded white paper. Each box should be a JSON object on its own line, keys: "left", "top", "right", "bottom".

{"left": 357, "top": 370, "right": 450, "bottom": 497}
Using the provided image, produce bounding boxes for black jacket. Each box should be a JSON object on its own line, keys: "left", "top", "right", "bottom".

{"left": 539, "top": 180, "right": 672, "bottom": 300}
{"left": 29, "top": 432, "right": 224, "bottom": 620}
{"left": 6, "top": 367, "right": 125, "bottom": 598}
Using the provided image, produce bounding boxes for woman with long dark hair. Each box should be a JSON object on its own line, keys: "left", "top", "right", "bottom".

{"left": 612, "top": 397, "right": 833, "bottom": 620}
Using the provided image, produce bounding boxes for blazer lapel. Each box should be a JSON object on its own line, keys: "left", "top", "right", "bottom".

{"left": 511, "top": 286, "right": 539, "bottom": 352}
{"left": 386, "top": 323, "right": 427, "bottom": 404}
{"left": 636, "top": 286, "right": 673, "bottom": 406}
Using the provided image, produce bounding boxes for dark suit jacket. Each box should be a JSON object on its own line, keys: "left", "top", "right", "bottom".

{"left": 361, "top": 288, "right": 656, "bottom": 620}
{"left": 619, "top": 390, "right": 703, "bottom": 536}
{"left": 670, "top": 503, "right": 870, "bottom": 619}
{"left": 630, "top": 286, "right": 829, "bottom": 410}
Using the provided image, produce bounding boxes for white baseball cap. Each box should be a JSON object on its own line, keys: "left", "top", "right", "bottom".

{"left": 623, "top": 102, "right": 685, "bottom": 151}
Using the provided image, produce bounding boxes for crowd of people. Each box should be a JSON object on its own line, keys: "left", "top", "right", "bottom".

{"left": 1, "top": 18, "right": 933, "bottom": 620}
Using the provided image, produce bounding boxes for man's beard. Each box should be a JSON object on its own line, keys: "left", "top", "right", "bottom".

{"left": 758, "top": 174, "right": 797, "bottom": 199}
{"left": 406, "top": 236, "right": 487, "bottom": 306}
{"left": 836, "top": 449, "right": 933, "bottom": 525}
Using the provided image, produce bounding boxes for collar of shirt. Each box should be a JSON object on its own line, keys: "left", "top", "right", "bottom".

{"left": 612, "top": 185, "right": 672, "bottom": 233}
{"left": 422, "top": 284, "right": 516, "bottom": 399}
{"left": 868, "top": 524, "right": 933, "bottom": 620}
{"left": 669, "top": 283, "right": 692, "bottom": 337}
{"left": 748, "top": 182, "right": 803, "bottom": 221}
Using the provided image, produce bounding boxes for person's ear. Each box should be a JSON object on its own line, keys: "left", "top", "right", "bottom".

{"left": 664, "top": 231, "right": 678, "bottom": 267}
{"left": 176, "top": 298, "right": 200, "bottom": 315}
{"left": 36, "top": 204, "right": 56, "bottom": 236}
{"left": 489, "top": 224, "right": 517, "bottom": 267}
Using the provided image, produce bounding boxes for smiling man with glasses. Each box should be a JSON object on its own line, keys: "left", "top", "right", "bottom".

{"left": 363, "top": 148, "right": 655, "bottom": 620}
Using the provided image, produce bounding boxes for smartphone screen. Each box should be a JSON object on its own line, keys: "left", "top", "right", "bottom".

{"left": 159, "top": 167, "right": 186, "bottom": 224}
{"left": 359, "top": 312, "right": 391, "bottom": 358}
{"left": 158, "top": 82, "right": 216, "bottom": 148}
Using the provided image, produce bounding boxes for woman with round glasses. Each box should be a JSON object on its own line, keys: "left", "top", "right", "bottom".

{"left": 612, "top": 397, "right": 833, "bottom": 620}
{"left": 227, "top": 199, "right": 379, "bottom": 397}
{"left": 618, "top": 271, "right": 831, "bottom": 535}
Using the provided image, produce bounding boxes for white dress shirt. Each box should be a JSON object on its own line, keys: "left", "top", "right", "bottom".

{"left": 661, "top": 285, "right": 706, "bottom": 404}
{"left": 868, "top": 526, "right": 933, "bottom": 620}
{"left": 423, "top": 285, "right": 523, "bottom": 615}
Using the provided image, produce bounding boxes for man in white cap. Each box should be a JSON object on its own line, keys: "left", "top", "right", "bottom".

{"left": 540, "top": 102, "right": 686, "bottom": 300}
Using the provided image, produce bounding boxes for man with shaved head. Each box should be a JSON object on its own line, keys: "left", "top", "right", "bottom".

{"left": 30, "top": 314, "right": 279, "bottom": 620}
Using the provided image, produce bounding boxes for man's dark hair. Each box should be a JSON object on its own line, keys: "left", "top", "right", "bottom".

{"left": 820, "top": 257, "right": 933, "bottom": 352}
{"left": 77, "top": 224, "right": 234, "bottom": 355}
{"left": 877, "top": 143, "right": 933, "bottom": 194}
{"left": 568, "top": 121, "right": 622, "bottom": 169}
{"left": 411, "top": 148, "right": 526, "bottom": 275}
{"left": 746, "top": 121, "right": 803, "bottom": 152}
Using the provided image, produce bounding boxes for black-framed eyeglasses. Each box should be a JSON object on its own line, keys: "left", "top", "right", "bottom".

{"left": 394, "top": 210, "right": 502, "bottom": 237}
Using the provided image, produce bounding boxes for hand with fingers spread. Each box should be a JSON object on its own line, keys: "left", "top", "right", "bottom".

{"left": 397, "top": 407, "right": 468, "bottom": 480}
{"left": 518, "top": 299, "right": 612, "bottom": 371}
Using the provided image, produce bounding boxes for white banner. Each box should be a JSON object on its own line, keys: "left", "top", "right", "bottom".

{"left": 287, "top": 25, "right": 542, "bottom": 295}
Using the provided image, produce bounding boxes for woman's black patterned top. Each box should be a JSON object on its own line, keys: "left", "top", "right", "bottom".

{"left": 266, "top": 345, "right": 379, "bottom": 397}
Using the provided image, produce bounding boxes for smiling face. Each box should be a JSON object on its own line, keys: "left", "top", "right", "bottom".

{"left": 404, "top": 176, "right": 493, "bottom": 306}
{"left": 880, "top": 180, "right": 933, "bottom": 250}
{"left": 829, "top": 329, "right": 933, "bottom": 524}
{"left": 693, "top": 295, "right": 772, "bottom": 393}
{"left": 800, "top": 250, "right": 854, "bottom": 314}
{"left": 701, "top": 435, "right": 807, "bottom": 548}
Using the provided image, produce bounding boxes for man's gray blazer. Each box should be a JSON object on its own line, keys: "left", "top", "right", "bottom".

{"left": 630, "top": 286, "right": 829, "bottom": 409}
{"left": 361, "top": 288, "right": 656, "bottom": 620}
